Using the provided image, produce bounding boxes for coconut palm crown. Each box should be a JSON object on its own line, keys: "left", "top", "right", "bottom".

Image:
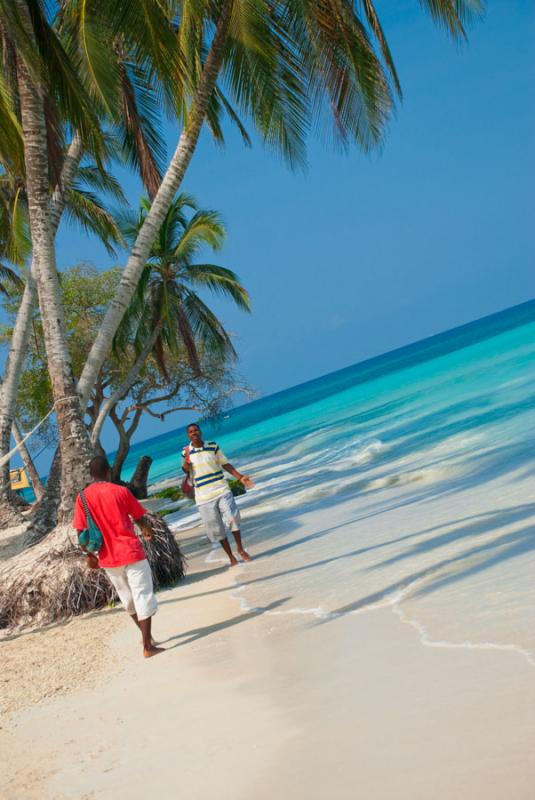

{"left": 117, "top": 193, "right": 251, "bottom": 378}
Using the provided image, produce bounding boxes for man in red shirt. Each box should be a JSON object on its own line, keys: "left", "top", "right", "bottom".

{"left": 73, "top": 455, "right": 163, "bottom": 658}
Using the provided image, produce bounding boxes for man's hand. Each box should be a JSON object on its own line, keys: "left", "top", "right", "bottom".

{"left": 239, "top": 475, "right": 255, "bottom": 490}
{"left": 86, "top": 552, "right": 99, "bottom": 570}
{"left": 137, "top": 515, "right": 153, "bottom": 541}
{"left": 222, "top": 462, "right": 255, "bottom": 489}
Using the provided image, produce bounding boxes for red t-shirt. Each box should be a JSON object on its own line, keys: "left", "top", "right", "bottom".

{"left": 73, "top": 482, "right": 147, "bottom": 568}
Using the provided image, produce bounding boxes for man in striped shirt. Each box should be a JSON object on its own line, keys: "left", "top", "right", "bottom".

{"left": 182, "top": 423, "right": 254, "bottom": 566}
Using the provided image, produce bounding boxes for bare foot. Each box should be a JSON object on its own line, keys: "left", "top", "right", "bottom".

{"left": 140, "top": 636, "right": 158, "bottom": 647}
{"left": 229, "top": 556, "right": 239, "bottom": 567}
{"left": 143, "top": 646, "right": 165, "bottom": 659}
{"left": 238, "top": 549, "right": 251, "bottom": 561}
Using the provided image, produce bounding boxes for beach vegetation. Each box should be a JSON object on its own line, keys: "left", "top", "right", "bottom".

{"left": 154, "top": 486, "right": 186, "bottom": 502}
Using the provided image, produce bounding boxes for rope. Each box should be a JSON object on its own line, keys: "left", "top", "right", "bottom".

{"left": 0, "top": 396, "right": 74, "bottom": 470}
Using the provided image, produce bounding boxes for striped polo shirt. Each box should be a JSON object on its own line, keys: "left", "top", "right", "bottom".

{"left": 182, "top": 441, "right": 230, "bottom": 505}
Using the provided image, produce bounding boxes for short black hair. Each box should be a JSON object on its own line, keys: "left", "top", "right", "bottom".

{"left": 89, "top": 455, "right": 111, "bottom": 479}
{"left": 186, "top": 422, "right": 200, "bottom": 432}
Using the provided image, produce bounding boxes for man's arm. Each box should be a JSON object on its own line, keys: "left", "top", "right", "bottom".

{"left": 221, "top": 462, "right": 255, "bottom": 490}
{"left": 182, "top": 459, "right": 192, "bottom": 474}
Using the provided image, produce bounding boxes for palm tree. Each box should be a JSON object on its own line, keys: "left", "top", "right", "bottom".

{"left": 77, "top": 0, "right": 483, "bottom": 407}
{"left": 91, "top": 193, "right": 250, "bottom": 445}
{"left": 0, "top": 136, "right": 126, "bottom": 523}
{"left": 0, "top": 0, "right": 186, "bottom": 518}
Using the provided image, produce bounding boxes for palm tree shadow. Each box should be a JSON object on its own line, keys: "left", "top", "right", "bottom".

{"left": 162, "top": 597, "right": 291, "bottom": 649}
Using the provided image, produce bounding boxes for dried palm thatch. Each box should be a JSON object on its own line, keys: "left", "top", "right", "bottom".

{"left": 0, "top": 513, "right": 186, "bottom": 632}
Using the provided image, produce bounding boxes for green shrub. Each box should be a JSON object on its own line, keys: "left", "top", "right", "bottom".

{"left": 153, "top": 485, "right": 184, "bottom": 502}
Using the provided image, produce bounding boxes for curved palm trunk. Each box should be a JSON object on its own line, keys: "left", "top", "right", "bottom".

{"left": 27, "top": 445, "right": 61, "bottom": 539}
{"left": 78, "top": 0, "right": 234, "bottom": 407}
{"left": 90, "top": 322, "right": 161, "bottom": 446}
{"left": 12, "top": 419, "right": 44, "bottom": 501}
{"left": 16, "top": 43, "right": 92, "bottom": 522}
{"left": 0, "top": 274, "right": 36, "bottom": 524}
{"left": 109, "top": 405, "right": 143, "bottom": 483}
{"left": 0, "top": 135, "right": 82, "bottom": 518}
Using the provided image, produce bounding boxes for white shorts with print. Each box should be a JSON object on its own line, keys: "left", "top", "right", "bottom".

{"left": 105, "top": 558, "right": 157, "bottom": 620}
{"left": 197, "top": 491, "right": 241, "bottom": 543}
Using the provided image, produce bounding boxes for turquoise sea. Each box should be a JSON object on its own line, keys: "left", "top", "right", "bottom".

{"left": 124, "top": 301, "right": 535, "bottom": 660}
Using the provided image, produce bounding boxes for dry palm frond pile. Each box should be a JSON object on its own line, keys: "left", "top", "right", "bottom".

{"left": 143, "top": 512, "right": 187, "bottom": 587}
{"left": 0, "top": 514, "right": 186, "bottom": 632}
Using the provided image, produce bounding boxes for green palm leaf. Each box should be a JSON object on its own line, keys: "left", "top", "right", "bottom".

{"left": 65, "top": 187, "right": 124, "bottom": 255}
{"left": 418, "top": 0, "right": 484, "bottom": 37}
{"left": 0, "top": 261, "right": 24, "bottom": 296}
{"left": 172, "top": 210, "right": 225, "bottom": 262}
{"left": 182, "top": 289, "right": 237, "bottom": 360}
{"left": 75, "top": 165, "right": 128, "bottom": 204}
{"left": 183, "top": 263, "right": 251, "bottom": 312}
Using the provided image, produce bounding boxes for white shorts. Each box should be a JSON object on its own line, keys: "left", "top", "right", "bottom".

{"left": 197, "top": 491, "right": 241, "bottom": 543}
{"left": 104, "top": 559, "right": 157, "bottom": 620}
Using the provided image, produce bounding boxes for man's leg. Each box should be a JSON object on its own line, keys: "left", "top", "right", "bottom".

{"left": 130, "top": 612, "right": 157, "bottom": 647}
{"left": 138, "top": 616, "right": 162, "bottom": 658}
{"left": 199, "top": 498, "right": 238, "bottom": 566}
{"left": 220, "top": 493, "right": 251, "bottom": 561}
{"left": 231, "top": 529, "right": 251, "bottom": 561}
{"left": 219, "top": 535, "right": 238, "bottom": 567}
{"left": 126, "top": 560, "right": 164, "bottom": 658}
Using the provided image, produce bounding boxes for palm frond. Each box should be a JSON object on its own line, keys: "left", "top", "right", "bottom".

{"left": 176, "top": 301, "right": 201, "bottom": 374}
{"left": 299, "top": 0, "right": 393, "bottom": 151}
{"left": 21, "top": 0, "right": 104, "bottom": 158}
{"left": 357, "top": 0, "right": 401, "bottom": 96}
{"left": 0, "top": 260, "right": 24, "bottom": 296}
{"left": 172, "top": 210, "right": 225, "bottom": 262}
{"left": 75, "top": 164, "right": 127, "bottom": 204}
{"left": 215, "top": 86, "right": 251, "bottom": 146}
{"left": 0, "top": 72, "right": 25, "bottom": 177}
{"left": 418, "top": 0, "right": 484, "bottom": 38}
{"left": 62, "top": 0, "right": 185, "bottom": 115}
{"left": 224, "top": 0, "right": 310, "bottom": 168}
{"left": 118, "top": 61, "right": 164, "bottom": 199}
{"left": 182, "top": 289, "right": 237, "bottom": 361}
{"left": 183, "top": 263, "right": 251, "bottom": 312}
{"left": 4, "top": 186, "right": 31, "bottom": 266}
{"left": 112, "top": 265, "right": 152, "bottom": 355}
{"left": 65, "top": 187, "right": 124, "bottom": 256}
{"left": 205, "top": 83, "right": 252, "bottom": 147}
{"left": 60, "top": 0, "right": 120, "bottom": 114}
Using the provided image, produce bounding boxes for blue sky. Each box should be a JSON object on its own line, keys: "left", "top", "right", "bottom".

{"left": 52, "top": 0, "right": 534, "bottom": 451}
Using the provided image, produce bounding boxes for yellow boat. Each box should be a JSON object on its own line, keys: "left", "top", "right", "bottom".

{"left": 10, "top": 467, "right": 30, "bottom": 491}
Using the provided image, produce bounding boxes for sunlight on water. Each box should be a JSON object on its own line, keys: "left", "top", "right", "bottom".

{"left": 134, "top": 303, "right": 535, "bottom": 663}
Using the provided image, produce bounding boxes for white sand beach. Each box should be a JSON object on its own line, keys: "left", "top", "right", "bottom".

{"left": 1, "top": 490, "right": 535, "bottom": 800}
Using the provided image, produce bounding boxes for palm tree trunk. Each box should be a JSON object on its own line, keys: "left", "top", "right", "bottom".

{"left": 12, "top": 419, "right": 45, "bottom": 501}
{"left": 77, "top": 0, "right": 234, "bottom": 407}
{"left": 15, "top": 36, "right": 92, "bottom": 522}
{"left": 90, "top": 322, "right": 161, "bottom": 446}
{"left": 109, "top": 406, "right": 143, "bottom": 483}
{"left": 0, "top": 135, "right": 83, "bottom": 519}
{"left": 27, "top": 446, "right": 61, "bottom": 538}
{"left": 0, "top": 271, "right": 37, "bottom": 507}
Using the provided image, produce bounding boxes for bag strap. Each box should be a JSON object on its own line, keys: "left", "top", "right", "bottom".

{"left": 79, "top": 489, "right": 96, "bottom": 529}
